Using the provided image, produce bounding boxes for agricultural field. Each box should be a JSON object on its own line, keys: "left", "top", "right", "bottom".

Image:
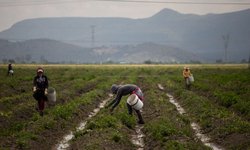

{"left": 0, "top": 64, "right": 249, "bottom": 150}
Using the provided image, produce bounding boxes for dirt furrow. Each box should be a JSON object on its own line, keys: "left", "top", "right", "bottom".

{"left": 55, "top": 94, "right": 112, "bottom": 150}
{"left": 157, "top": 83, "right": 223, "bottom": 150}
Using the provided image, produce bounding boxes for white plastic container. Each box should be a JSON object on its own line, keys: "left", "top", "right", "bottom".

{"left": 189, "top": 75, "right": 194, "bottom": 83}
{"left": 9, "top": 70, "right": 14, "bottom": 74}
{"left": 47, "top": 87, "right": 56, "bottom": 102}
{"left": 127, "top": 94, "right": 143, "bottom": 110}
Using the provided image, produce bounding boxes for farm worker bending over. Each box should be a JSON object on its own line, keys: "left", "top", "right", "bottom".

{"left": 33, "top": 67, "right": 49, "bottom": 116}
{"left": 107, "top": 84, "right": 145, "bottom": 124}
{"left": 183, "top": 67, "right": 192, "bottom": 89}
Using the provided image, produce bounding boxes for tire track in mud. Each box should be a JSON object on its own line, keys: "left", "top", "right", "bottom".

{"left": 56, "top": 94, "right": 113, "bottom": 150}
{"left": 157, "top": 84, "right": 223, "bottom": 150}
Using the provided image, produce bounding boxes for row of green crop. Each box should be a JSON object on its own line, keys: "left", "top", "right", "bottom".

{"left": 142, "top": 76, "right": 210, "bottom": 149}
{"left": 0, "top": 66, "right": 124, "bottom": 149}
{"left": 157, "top": 67, "right": 250, "bottom": 149}
{"left": 159, "top": 67, "right": 250, "bottom": 120}
{"left": 1, "top": 65, "right": 249, "bottom": 149}
{"left": 14, "top": 66, "right": 140, "bottom": 149}
{"left": 193, "top": 68, "right": 250, "bottom": 119}
{"left": 69, "top": 66, "right": 140, "bottom": 149}
{"left": 68, "top": 67, "right": 212, "bottom": 150}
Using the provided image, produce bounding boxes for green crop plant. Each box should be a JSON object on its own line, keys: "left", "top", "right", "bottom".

{"left": 114, "top": 112, "right": 136, "bottom": 129}
{"left": 0, "top": 64, "right": 249, "bottom": 150}
{"left": 51, "top": 90, "right": 100, "bottom": 120}
{"left": 16, "top": 131, "right": 38, "bottom": 149}
{"left": 144, "top": 119, "right": 177, "bottom": 141}
{"left": 111, "top": 131, "right": 123, "bottom": 143}
{"left": 86, "top": 114, "right": 118, "bottom": 130}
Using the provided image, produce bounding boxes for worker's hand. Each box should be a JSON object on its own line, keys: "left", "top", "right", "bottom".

{"left": 44, "top": 88, "right": 48, "bottom": 95}
{"left": 105, "top": 104, "right": 110, "bottom": 108}
{"left": 33, "top": 87, "right": 37, "bottom": 92}
{"left": 109, "top": 108, "right": 114, "bottom": 114}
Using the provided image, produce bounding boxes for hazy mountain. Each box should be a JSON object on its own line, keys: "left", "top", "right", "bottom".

{"left": 0, "top": 39, "right": 95, "bottom": 63}
{"left": 0, "top": 8, "right": 250, "bottom": 63}
{"left": 0, "top": 39, "right": 199, "bottom": 63}
{"left": 108, "top": 42, "right": 200, "bottom": 63}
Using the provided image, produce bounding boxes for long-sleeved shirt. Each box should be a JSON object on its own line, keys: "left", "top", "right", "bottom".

{"left": 183, "top": 69, "right": 191, "bottom": 78}
{"left": 109, "top": 84, "right": 142, "bottom": 109}
{"left": 33, "top": 75, "right": 48, "bottom": 91}
{"left": 8, "top": 64, "right": 12, "bottom": 71}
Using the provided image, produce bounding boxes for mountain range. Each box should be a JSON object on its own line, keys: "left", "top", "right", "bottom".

{"left": 0, "top": 8, "right": 250, "bottom": 63}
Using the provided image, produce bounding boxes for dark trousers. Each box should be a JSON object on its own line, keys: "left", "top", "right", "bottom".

{"left": 185, "top": 77, "right": 191, "bottom": 89}
{"left": 33, "top": 90, "right": 47, "bottom": 111}
{"left": 127, "top": 103, "right": 144, "bottom": 122}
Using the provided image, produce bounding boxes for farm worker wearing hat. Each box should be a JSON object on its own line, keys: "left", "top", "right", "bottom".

{"left": 107, "top": 84, "right": 145, "bottom": 124}
{"left": 33, "top": 67, "right": 49, "bottom": 116}
{"left": 183, "top": 67, "right": 192, "bottom": 89}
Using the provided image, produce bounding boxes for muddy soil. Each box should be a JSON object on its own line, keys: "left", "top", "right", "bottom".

{"left": 28, "top": 95, "right": 105, "bottom": 150}
{"left": 0, "top": 82, "right": 100, "bottom": 149}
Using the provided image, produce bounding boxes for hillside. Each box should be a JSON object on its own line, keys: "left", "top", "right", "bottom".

{"left": 0, "top": 39, "right": 95, "bottom": 63}
{"left": 0, "top": 39, "right": 199, "bottom": 63}
{"left": 0, "top": 8, "right": 250, "bottom": 62}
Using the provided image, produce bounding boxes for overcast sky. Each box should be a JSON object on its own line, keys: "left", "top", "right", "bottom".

{"left": 0, "top": 0, "right": 250, "bottom": 32}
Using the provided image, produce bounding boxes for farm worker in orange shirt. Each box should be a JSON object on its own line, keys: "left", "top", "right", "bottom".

{"left": 183, "top": 67, "right": 192, "bottom": 89}
{"left": 33, "top": 67, "right": 49, "bottom": 116}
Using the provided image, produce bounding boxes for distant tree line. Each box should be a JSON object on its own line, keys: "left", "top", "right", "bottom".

{"left": 1, "top": 57, "right": 249, "bottom": 64}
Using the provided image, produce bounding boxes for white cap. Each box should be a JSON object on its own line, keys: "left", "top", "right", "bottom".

{"left": 37, "top": 68, "right": 44, "bottom": 73}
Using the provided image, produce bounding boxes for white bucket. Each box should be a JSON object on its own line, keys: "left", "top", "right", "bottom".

{"left": 9, "top": 70, "right": 14, "bottom": 74}
{"left": 47, "top": 87, "right": 56, "bottom": 102}
{"left": 189, "top": 75, "right": 194, "bottom": 83}
{"left": 127, "top": 94, "right": 143, "bottom": 110}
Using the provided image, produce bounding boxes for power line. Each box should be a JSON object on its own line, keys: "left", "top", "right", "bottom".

{"left": 1, "top": 0, "right": 250, "bottom": 7}
{"left": 95, "top": 0, "right": 250, "bottom": 5}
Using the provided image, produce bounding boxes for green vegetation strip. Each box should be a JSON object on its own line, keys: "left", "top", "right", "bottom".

{"left": 0, "top": 65, "right": 249, "bottom": 150}
{"left": 160, "top": 69, "right": 250, "bottom": 149}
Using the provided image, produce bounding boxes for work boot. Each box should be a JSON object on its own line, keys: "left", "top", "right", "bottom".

{"left": 138, "top": 120, "right": 145, "bottom": 124}
{"left": 135, "top": 110, "right": 144, "bottom": 124}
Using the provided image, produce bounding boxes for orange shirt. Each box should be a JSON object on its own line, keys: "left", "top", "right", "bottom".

{"left": 183, "top": 69, "right": 191, "bottom": 78}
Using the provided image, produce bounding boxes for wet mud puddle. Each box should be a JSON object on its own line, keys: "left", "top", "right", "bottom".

{"left": 56, "top": 94, "right": 112, "bottom": 150}
{"left": 131, "top": 123, "right": 145, "bottom": 150}
{"left": 157, "top": 84, "right": 223, "bottom": 150}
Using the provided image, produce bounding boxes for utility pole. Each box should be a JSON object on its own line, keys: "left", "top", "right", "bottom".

{"left": 222, "top": 34, "right": 230, "bottom": 63}
{"left": 91, "top": 25, "right": 95, "bottom": 48}
{"left": 248, "top": 52, "right": 250, "bottom": 69}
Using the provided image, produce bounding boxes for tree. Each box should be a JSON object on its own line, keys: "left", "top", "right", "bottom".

{"left": 2, "top": 59, "right": 8, "bottom": 64}
{"left": 40, "top": 56, "right": 48, "bottom": 64}
{"left": 216, "top": 59, "right": 223, "bottom": 63}
{"left": 222, "top": 34, "right": 230, "bottom": 63}
{"left": 144, "top": 60, "right": 152, "bottom": 64}
{"left": 248, "top": 55, "right": 250, "bottom": 69}
{"left": 8, "top": 59, "right": 15, "bottom": 64}
{"left": 25, "top": 54, "right": 32, "bottom": 63}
